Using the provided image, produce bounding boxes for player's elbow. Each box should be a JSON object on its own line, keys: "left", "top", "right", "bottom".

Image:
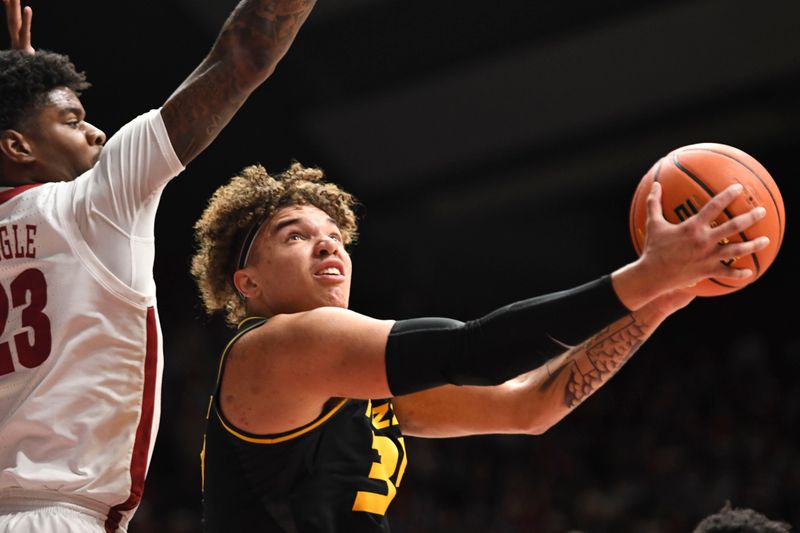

{"left": 208, "top": 37, "right": 279, "bottom": 90}
{"left": 230, "top": 52, "right": 278, "bottom": 90}
{"left": 505, "top": 389, "right": 563, "bottom": 435}
{"left": 514, "top": 415, "right": 556, "bottom": 436}
{"left": 497, "top": 411, "right": 552, "bottom": 435}
{"left": 526, "top": 420, "right": 557, "bottom": 436}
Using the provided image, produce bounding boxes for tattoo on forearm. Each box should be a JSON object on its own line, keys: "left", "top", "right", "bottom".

{"left": 163, "top": 0, "right": 316, "bottom": 165}
{"left": 226, "top": 0, "right": 317, "bottom": 61}
{"left": 548, "top": 316, "right": 648, "bottom": 409}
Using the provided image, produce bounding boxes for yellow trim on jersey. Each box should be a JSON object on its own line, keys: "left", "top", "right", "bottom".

{"left": 200, "top": 434, "right": 207, "bottom": 491}
{"left": 205, "top": 317, "right": 267, "bottom": 423}
{"left": 236, "top": 316, "right": 266, "bottom": 329}
{"left": 211, "top": 317, "right": 267, "bottom": 395}
{"left": 205, "top": 394, "right": 215, "bottom": 419}
{"left": 216, "top": 398, "right": 350, "bottom": 444}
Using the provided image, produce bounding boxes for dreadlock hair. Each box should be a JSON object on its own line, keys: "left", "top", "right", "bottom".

{"left": 191, "top": 162, "right": 359, "bottom": 326}
{"left": 0, "top": 49, "right": 90, "bottom": 132}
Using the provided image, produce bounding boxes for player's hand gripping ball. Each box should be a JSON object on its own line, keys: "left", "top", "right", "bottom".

{"left": 629, "top": 143, "right": 785, "bottom": 297}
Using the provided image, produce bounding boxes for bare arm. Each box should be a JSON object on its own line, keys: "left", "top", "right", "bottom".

{"left": 392, "top": 291, "right": 693, "bottom": 438}
{"left": 221, "top": 307, "right": 396, "bottom": 434}
{"left": 161, "top": 0, "right": 316, "bottom": 165}
{"left": 3, "top": 0, "right": 313, "bottom": 164}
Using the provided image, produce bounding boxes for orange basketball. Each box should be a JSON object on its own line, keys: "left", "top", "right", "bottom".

{"left": 629, "top": 143, "right": 785, "bottom": 297}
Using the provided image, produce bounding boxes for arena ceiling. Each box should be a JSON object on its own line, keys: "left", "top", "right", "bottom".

{"left": 174, "top": 0, "right": 800, "bottom": 198}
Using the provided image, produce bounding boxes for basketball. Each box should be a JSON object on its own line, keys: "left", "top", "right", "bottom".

{"left": 629, "top": 143, "right": 785, "bottom": 297}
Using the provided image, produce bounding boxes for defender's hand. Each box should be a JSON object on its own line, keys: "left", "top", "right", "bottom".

{"left": 3, "top": 0, "right": 33, "bottom": 54}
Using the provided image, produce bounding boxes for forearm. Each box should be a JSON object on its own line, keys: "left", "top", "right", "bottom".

{"left": 203, "top": 0, "right": 316, "bottom": 86}
{"left": 516, "top": 300, "right": 671, "bottom": 433}
{"left": 162, "top": 0, "right": 316, "bottom": 164}
{"left": 392, "top": 294, "right": 687, "bottom": 438}
{"left": 386, "top": 275, "right": 630, "bottom": 396}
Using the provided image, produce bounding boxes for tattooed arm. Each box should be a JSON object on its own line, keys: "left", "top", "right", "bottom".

{"left": 161, "top": 0, "right": 316, "bottom": 165}
{"left": 392, "top": 291, "right": 693, "bottom": 438}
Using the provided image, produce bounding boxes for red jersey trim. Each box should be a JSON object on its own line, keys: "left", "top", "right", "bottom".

{"left": 105, "top": 306, "right": 158, "bottom": 532}
{"left": 0, "top": 184, "right": 44, "bottom": 205}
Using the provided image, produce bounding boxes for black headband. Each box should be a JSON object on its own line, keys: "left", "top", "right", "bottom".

{"left": 235, "top": 216, "right": 268, "bottom": 271}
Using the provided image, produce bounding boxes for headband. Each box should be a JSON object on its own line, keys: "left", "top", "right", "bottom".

{"left": 235, "top": 216, "right": 269, "bottom": 271}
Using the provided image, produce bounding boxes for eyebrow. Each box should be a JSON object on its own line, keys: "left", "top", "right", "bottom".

{"left": 58, "top": 107, "right": 85, "bottom": 118}
{"left": 272, "top": 216, "right": 339, "bottom": 234}
{"left": 273, "top": 217, "right": 303, "bottom": 234}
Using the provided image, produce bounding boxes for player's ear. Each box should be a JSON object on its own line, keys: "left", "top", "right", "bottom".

{"left": 233, "top": 269, "right": 260, "bottom": 300}
{"left": 0, "top": 129, "right": 35, "bottom": 164}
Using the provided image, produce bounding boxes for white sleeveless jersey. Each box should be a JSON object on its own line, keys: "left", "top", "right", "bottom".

{"left": 0, "top": 109, "right": 184, "bottom": 531}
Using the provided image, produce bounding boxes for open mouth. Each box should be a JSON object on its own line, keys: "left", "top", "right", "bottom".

{"left": 317, "top": 266, "right": 343, "bottom": 276}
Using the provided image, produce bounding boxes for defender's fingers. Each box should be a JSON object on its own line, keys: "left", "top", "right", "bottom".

{"left": 4, "top": 0, "right": 20, "bottom": 27}
{"left": 4, "top": 0, "right": 33, "bottom": 54}
{"left": 21, "top": 5, "right": 32, "bottom": 52}
{"left": 4, "top": 0, "right": 20, "bottom": 38}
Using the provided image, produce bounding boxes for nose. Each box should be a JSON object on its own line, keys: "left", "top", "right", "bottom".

{"left": 84, "top": 121, "right": 106, "bottom": 146}
{"left": 314, "top": 236, "right": 338, "bottom": 257}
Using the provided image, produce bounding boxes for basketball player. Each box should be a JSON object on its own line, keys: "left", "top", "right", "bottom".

{"left": 0, "top": 1, "right": 317, "bottom": 531}
{"left": 191, "top": 162, "right": 769, "bottom": 531}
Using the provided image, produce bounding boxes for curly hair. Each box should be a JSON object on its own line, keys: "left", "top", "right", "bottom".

{"left": 191, "top": 162, "right": 359, "bottom": 326}
{"left": 693, "top": 501, "right": 792, "bottom": 533}
{"left": 0, "top": 49, "right": 90, "bottom": 132}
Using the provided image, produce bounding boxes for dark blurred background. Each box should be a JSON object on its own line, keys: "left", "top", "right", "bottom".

{"left": 10, "top": 0, "right": 800, "bottom": 531}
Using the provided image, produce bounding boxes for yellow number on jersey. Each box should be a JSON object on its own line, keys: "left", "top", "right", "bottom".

{"left": 352, "top": 434, "right": 407, "bottom": 515}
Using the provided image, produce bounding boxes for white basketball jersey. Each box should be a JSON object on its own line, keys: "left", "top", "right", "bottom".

{"left": 0, "top": 109, "right": 184, "bottom": 531}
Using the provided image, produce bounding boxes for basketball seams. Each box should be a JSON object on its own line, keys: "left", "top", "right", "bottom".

{"left": 679, "top": 147, "right": 784, "bottom": 244}
{"left": 630, "top": 143, "right": 783, "bottom": 297}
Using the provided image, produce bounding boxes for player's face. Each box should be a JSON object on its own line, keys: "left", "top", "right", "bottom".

{"left": 249, "top": 204, "right": 352, "bottom": 316}
{"left": 22, "top": 87, "right": 106, "bottom": 182}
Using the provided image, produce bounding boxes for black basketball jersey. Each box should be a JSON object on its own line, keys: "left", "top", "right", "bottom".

{"left": 201, "top": 317, "right": 408, "bottom": 533}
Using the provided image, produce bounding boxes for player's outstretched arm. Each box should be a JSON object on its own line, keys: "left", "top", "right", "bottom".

{"left": 225, "top": 181, "right": 768, "bottom": 436}
{"left": 611, "top": 181, "right": 769, "bottom": 310}
{"left": 392, "top": 291, "right": 693, "bottom": 437}
{"left": 161, "top": 0, "right": 316, "bottom": 166}
{"left": 226, "top": 275, "right": 642, "bottom": 435}
{"left": 2, "top": 0, "right": 33, "bottom": 53}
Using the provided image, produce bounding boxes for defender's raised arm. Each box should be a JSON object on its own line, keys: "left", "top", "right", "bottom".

{"left": 162, "top": 0, "right": 317, "bottom": 165}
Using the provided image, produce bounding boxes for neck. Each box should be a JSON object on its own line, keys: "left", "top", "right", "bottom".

{"left": 0, "top": 160, "right": 38, "bottom": 186}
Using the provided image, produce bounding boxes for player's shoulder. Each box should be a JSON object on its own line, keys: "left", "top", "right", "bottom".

{"left": 235, "top": 308, "right": 327, "bottom": 340}
{"left": 0, "top": 182, "right": 58, "bottom": 202}
{"left": 231, "top": 307, "right": 353, "bottom": 358}
{"left": 253, "top": 307, "right": 354, "bottom": 332}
